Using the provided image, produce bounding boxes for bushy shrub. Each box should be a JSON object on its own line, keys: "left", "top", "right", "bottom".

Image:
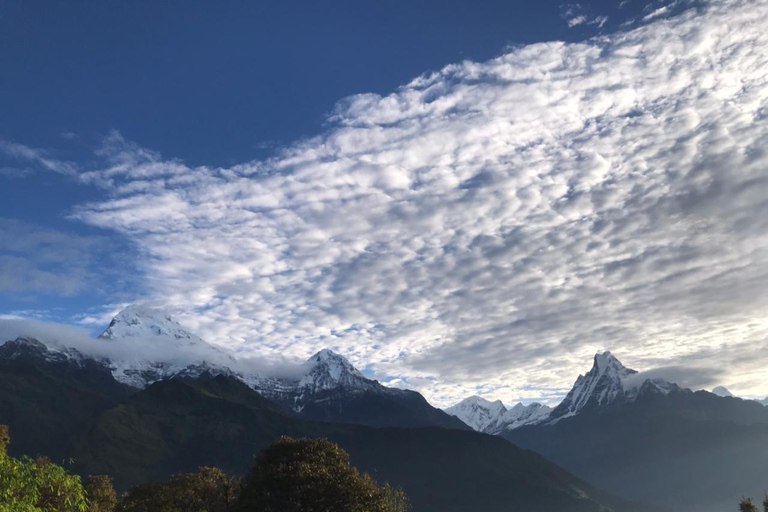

{"left": 0, "top": 425, "right": 88, "bottom": 512}
{"left": 116, "top": 467, "right": 238, "bottom": 512}
{"left": 236, "top": 437, "right": 408, "bottom": 512}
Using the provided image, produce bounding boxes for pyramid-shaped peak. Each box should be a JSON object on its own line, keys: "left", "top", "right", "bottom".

{"left": 592, "top": 351, "right": 634, "bottom": 376}
{"left": 300, "top": 348, "right": 370, "bottom": 391}
{"left": 306, "top": 349, "right": 363, "bottom": 375}
{"left": 548, "top": 351, "right": 637, "bottom": 422}
{"left": 309, "top": 348, "right": 351, "bottom": 363}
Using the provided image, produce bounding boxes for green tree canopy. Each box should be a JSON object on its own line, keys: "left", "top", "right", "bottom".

{"left": 236, "top": 437, "right": 408, "bottom": 512}
{"left": 116, "top": 466, "right": 238, "bottom": 512}
{"left": 84, "top": 476, "right": 117, "bottom": 512}
{"left": 0, "top": 425, "right": 88, "bottom": 512}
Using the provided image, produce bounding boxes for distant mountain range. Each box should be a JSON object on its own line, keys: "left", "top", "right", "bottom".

{"left": 446, "top": 352, "right": 768, "bottom": 433}
{"left": 445, "top": 351, "right": 768, "bottom": 512}
{"left": 444, "top": 395, "right": 551, "bottom": 434}
{"left": 0, "top": 317, "right": 656, "bottom": 512}
{"left": 33, "top": 305, "right": 467, "bottom": 431}
{"left": 2, "top": 306, "right": 767, "bottom": 512}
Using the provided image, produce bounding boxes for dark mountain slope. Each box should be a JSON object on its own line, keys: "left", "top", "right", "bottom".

{"left": 504, "top": 390, "right": 768, "bottom": 512}
{"left": 73, "top": 376, "right": 656, "bottom": 512}
{"left": 287, "top": 386, "right": 471, "bottom": 430}
{"left": 326, "top": 426, "right": 661, "bottom": 512}
{"left": 0, "top": 337, "right": 132, "bottom": 460}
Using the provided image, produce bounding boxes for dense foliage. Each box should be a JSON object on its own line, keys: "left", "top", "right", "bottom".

{"left": 237, "top": 437, "right": 408, "bottom": 512}
{"left": 84, "top": 476, "right": 117, "bottom": 512}
{"left": 116, "top": 467, "right": 238, "bottom": 512}
{"left": 1, "top": 427, "right": 407, "bottom": 512}
{"left": 0, "top": 425, "right": 88, "bottom": 512}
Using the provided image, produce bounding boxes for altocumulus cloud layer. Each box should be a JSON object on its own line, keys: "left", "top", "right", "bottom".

{"left": 7, "top": 0, "right": 768, "bottom": 405}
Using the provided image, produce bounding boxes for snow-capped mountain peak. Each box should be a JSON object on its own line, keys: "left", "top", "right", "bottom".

{"left": 445, "top": 396, "right": 552, "bottom": 433}
{"left": 97, "top": 305, "right": 236, "bottom": 388}
{"left": 593, "top": 350, "right": 633, "bottom": 376}
{"left": 297, "top": 349, "right": 372, "bottom": 392}
{"left": 549, "top": 351, "right": 637, "bottom": 421}
{"left": 445, "top": 396, "right": 507, "bottom": 432}
{"left": 712, "top": 386, "right": 734, "bottom": 397}
{"left": 500, "top": 401, "right": 552, "bottom": 430}
{"left": 100, "top": 305, "right": 206, "bottom": 346}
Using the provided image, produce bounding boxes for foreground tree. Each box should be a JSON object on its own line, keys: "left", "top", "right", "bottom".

{"left": 84, "top": 475, "right": 117, "bottom": 512}
{"left": 738, "top": 495, "right": 768, "bottom": 512}
{"left": 740, "top": 497, "right": 759, "bottom": 512}
{"left": 0, "top": 424, "right": 88, "bottom": 512}
{"left": 117, "top": 466, "right": 238, "bottom": 512}
{"left": 237, "top": 437, "right": 408, "bottom": 512}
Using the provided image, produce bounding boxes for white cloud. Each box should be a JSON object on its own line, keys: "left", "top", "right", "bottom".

{"left": 622, "top": 366, "right": 725, "bottom": 391}
{"left": 8, "top": 0, "right": 768, "bottom": 407}
{"left": 0, "top": 139, "right": 78, "bottom": 176}
{"left": 560, "top": 3, "right": 608, "bottom": 28}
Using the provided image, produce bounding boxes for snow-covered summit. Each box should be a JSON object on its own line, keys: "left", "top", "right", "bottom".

{"left": 500, "top": 402, "right": 552, "bottom": 431}
{"left": 445, "top": 396, "right": 507, "bottom": 432}
{"left": 712, "top": 386, "right": 734, "bottom": 397}
{"left": 547, "top": 351, "right": 688, "bottom": 423}
{"left": 101, "top": 305, "right": 208, "bottom": 346}
{"left": 297, "top": 349, "right": 372, "bottom": 392}
{"left": 445, "top": 395, "right": 551, "bottom": 433}
{"left": 549, "top": 351, "right": 637, "bottom": 421}
{"left": 97, "top": 305, "right": 236, "bottom": 388}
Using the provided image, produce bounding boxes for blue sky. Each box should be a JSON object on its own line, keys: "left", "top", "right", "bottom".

{"left": 0, "top": 0, "right": 636, "bottom": 318}
{"left": 2, "top": 0, "right": 767, "bottom": 406}
{"left": 1, "top": 0, "right": 654, "bottom": 166}
{"left": 0, "top": 0, "right": 674, "bottom": 318}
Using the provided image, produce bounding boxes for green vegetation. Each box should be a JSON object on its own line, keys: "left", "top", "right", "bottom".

{"left": 1, "top": 425, "right": 407, "bottom": 512}
{"left": 116, "top": 467, "right": 238, "bottom": 512}
{"left": 0, "top": 425, "right": 88, "bottom": 512}
{"left": 83, "top": 477, "right": 117, "bottom": 512}
{"left": 237, "top": 437, "right": 408, "bottom": 512}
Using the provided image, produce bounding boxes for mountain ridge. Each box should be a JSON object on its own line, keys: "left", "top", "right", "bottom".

{"left": 1, "top": 306, "right": 467, "bottom": 430}
{"left": 499, "top": 352, "right": 768, "bottom": 512}
{"left": 444, "top": 395, "right": 551, "bottom": 434}
{"left": 0, "top": 339, "right": 660, "bottom": 512}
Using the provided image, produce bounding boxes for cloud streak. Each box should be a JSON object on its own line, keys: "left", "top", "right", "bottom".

{"left": 0, "top": 139, "right": 77, "bottom": 176}
{"left": 8, "top": 0, "right": 768, "bottom": 406}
